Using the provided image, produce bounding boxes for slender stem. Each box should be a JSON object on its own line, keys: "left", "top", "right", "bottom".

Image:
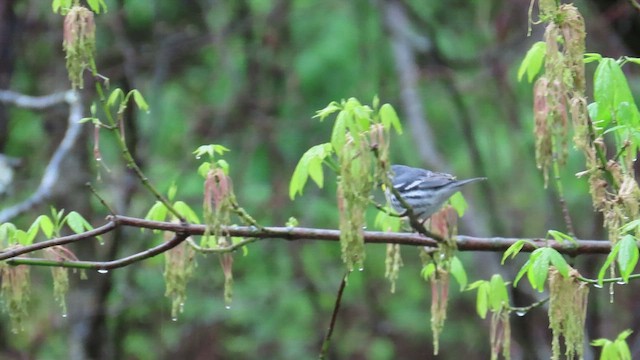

{"left": 186, "top": 237, "right": 258, "bottom": 253}
{"left": 94, "top": 81, "right": 185, "bottom": 222}
{"left": 509, "top": 296, "right": 549, "bottom": 313}
{"left": 86, "top": 182, "right": 116, "bottom": 215}
{"left": 577, "top": 273, "right": 640, "bottom": 285}
{"left": 319, "top": 271, "right": 349, "bottom": 359}
{"left": 7, "top": 233, "right": 188, "bottom": 271}
{"left": 0, "top": 221, "right": 117, "bottom": 261}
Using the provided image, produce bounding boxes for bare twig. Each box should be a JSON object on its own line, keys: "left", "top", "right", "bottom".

{"left": 7, "top": 233, "right": 189, "bottom": 271}
{"left": 0, "top": 90, "right": 83, "bottom": 222}
{"left": 319, "top": 271, "right": 349, "bottom": 359}
{"left": 0, "top": 221, "right": 117, "bottom": 260}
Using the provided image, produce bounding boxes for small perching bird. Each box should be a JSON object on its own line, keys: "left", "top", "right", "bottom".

{"left": 386, "top": 164, "right": 486, "bottom": 221}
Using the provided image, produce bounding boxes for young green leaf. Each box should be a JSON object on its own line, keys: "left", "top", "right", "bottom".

{"left": 616, "top": 235, "right": 639, "bottom": 283}
{"left": 488, "top": 274, "right": 509, "bottom": 312}
{"left": 86, "top": 0, "right": 108, "bottom": 13}
{"left": 475, "top": 281, "right": 489, "bottom": 319}
{"left": 173, "top": 201, "right": 200, "bottom": 223}
{"left": 66, "top": 211, "right": 93, "bottom": 234}
{"left": 450, "top": 256, "right": 467, "bottom": 291}
{"left": 502, "top": 239, "right": 536, "bottom": 264}
{"left": 513, "top": 259, "right": 531, "bottom": 288}
{"left": 518, "top": 41, "right": 546, "bottom": 82}
{"left": 448, "top": 192, "right": 468, "bottom": 217}
{"left": 314, "top": 101, "right": 341, "bottom": 120}
{"left": 289, "top": 143, "right": 333, "bottom": 199}
{"left": 527, "top": 249, "right": 550, "bottom": 292}
{"left": 193, "top": 144, "right": 230, "bottom": 160}
{"left": 548, "top": 249, "right": 570, "bottom": 278}
{"left": 420, "top": 263, "right": 436, "bottom": 280}
{"left": 330, "top": 110, "right": 347, "bottom": 150}
{"left": 145, "top": 201, "right": 169, "bottom": 222}
{"left": 379, "top": 103, "right": 403, "bottom": 134}
{"left": 26, "top": 218, "right": 43, "bottom": 244}
{"left": 583, "top": 52, "right": 603, "bottom": 64}
{"left": 0, "top": 223, "right": 17, "bottom": 246}
{"left": 130, "top": 90, "right": 149, "bottom": 112}
{"left": 548, "top": 229, "right": 577, "bottom": 245}
{"left": 107, "top": 88, "right": 124, "bottom": 109}
{"left": 37, "top": 215, "right": 55, "bottom": 239}
{"left": 197, "top": 162, "right": 211, "bottom": 178}
{"left": 598, "top": 242, "right": 621, "bottom": 286}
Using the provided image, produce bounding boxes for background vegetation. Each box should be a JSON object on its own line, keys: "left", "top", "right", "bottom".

{"left": 1, "top": 0, "right": 640, "bottom": 359}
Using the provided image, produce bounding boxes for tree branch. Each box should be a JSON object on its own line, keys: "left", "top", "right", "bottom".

{"left": 0, "top": 215, "right": 613, "bottom": 268}
{"left": 7, "top": 233, "right": 189, "bottom": 271}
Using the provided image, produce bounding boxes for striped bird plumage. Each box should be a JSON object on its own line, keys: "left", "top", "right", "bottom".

{"left": 386, "top": 164, "right": 485, "bottom": 220}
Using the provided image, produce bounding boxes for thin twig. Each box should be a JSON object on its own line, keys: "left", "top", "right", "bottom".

{"left": 7, "top": 233, "right": 188, "bottom": 271}
{"left": 319, "top": 271, "right": 349, "bottom": 359}
{"left": 509, "top": 296, "right": 550, "bottom": 314}
{"left": 0, "top": 221, "right": 117, "bottom": 260}
{"left": 86, "top": 182, "right": 116, "bottom": 215}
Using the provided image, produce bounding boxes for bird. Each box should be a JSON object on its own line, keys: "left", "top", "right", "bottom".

{"left": 386, "top": 164, "right": 486, "bottom": 221}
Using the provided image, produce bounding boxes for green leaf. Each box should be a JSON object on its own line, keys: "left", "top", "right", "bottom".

{"left": 130, "top": 90, "right": 149, "bottom": 112}
{"left": 488, "top": 274, "right": 509, "bottom": 312}
{"left": 107, "top": 88, "right": 124, "bottom": 109}
{"left": 615, "top": 341, "right": 632, "bottom": 360}
{"left": 583, "top": 53, "right": 603, "bottom": 64}
{"left": 590, "top": 338, "right": 609, "bottom": 347}
{"left": 15, "top": 229, "right": 29, "bottom": 246}
{"left": 66, "top": 211, "right": 93, "bottom": 234}
{"left": 289, "top": 143, "right": 333, "bottom": 199}
{"left": 502, "top": 239, "right": 535, "bottom": 264}
{"left": 616, "top": 329, "right": 633, "bottom": 341}
{"left": 547, "top": 229, "right": 577, "bottom": 245}
{"left": 593, "top": 58, "right": 638, "bottom": 128}
{"left": 374, "top": 210, "right": 403, "bottom": 232}
{"left": 37, "top": 215, "right": 54, "bottom": 239}
{"left": 420, "top": 263, "right": 436, "bottom": 280}
{"left": 475, "top": 282, "right": 489, "bottom": 319}
{"left": 598, "top": 242, "right": 620, "bottom": 286}
{"left": 330, "top": 110, "right": 347, "bottom": 150}
{"left": 26, "top": 218, "right": 42, "bottom": 244}
{"left": 450, "top": 256, "right": 467, "bottom": 291}
{"left": 616, "top": 235, "right": 639, "bottom": 283}
{"left": 518, "top": 41, "right": 546, "bottom": 82}
{"left": 193, "top": 144, "right": 230, "bottom": 160}
{"left": 197, "top": 162, "right": 211, "bottom": 178}
{"left": 173, "top": 201, "right": 200, "bottom": 223}
{"left": 448, "top": 192, "right": 468, "bottom": 217}
{"left": 0, "top": 223, "right": 17, "bottom": 247}
{"left": 307, "top": 158, "right": 324, "bottom": 188}
{"left": 600, "top": 342, "right": 616, "bottom": 359}
{"left": 145, "top": 201, "right": 168, "bottom": 222}
{"left": 513, "top": 259, "right": 531, "bottom": 288}
{"left": 314, "top": 101, "right": 341, "bottom": 120}
{"left": 86, "top": 0, "right": 107, "bottom": 13}
{"left": 216, "top": 159, "right": 230, "bottom": 175}
{"left": 379, "top": 104, "right": 403, "bottom": 134}
{"left": 548, "top": 249, "right": 569, "bottom": 278}
{"left": 527, "top": 249, "right": 550, "bottom": 292}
